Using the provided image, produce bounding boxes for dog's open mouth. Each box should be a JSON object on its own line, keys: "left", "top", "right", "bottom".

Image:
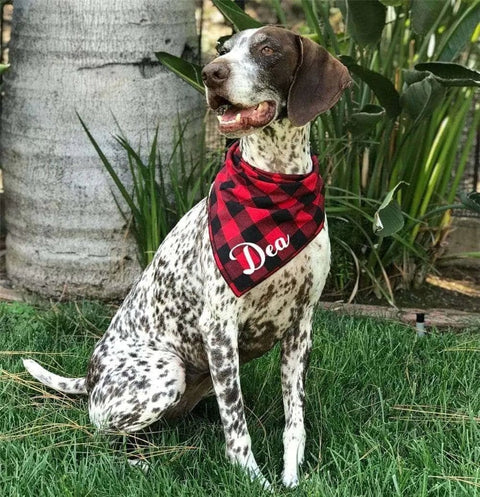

{"left": 215, "top": 101, "right": 277, "bottom": 134}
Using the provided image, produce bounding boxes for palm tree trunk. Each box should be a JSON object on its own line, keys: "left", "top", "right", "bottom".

{"left": 1, "top": 0, "right": 203, "bottom": 299}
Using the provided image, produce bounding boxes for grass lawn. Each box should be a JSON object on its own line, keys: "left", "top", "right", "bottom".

{"left": 1, "top": 301, "right": 480, "bottom": 496}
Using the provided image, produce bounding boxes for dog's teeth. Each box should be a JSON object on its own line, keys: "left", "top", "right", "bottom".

{"left": 217, "top": 115, "right": 223, "bottom": 122}
{"left": 235, "top": 113, "right": 241, "bottom": 122}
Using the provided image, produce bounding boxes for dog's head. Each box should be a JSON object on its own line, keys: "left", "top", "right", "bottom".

{"left": 201, "top": 26, "right": 352, "bottom": 137}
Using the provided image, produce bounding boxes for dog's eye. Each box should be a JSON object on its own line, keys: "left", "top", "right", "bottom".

{"left": 261, "top": 46, "right": 274, "bottom": 56}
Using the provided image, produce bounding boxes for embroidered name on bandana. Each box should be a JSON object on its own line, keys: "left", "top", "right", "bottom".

{"left": 208, "top": 141, "right": 325, "bottom": 297}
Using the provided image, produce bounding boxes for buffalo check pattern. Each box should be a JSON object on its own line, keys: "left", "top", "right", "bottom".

{"left": 208, "top": 141, "right": 325, "bottom": 297}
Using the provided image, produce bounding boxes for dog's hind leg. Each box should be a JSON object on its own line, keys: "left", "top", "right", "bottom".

{"left": 163, "top": 372, "right": 213, "bottom": 419}
{"left": 87, "top": 348, "right": 186, "bottom": 434}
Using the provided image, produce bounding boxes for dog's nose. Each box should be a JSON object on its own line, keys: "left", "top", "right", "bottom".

{"left": 202, "top": 62, "right": 230, "bottom": 89}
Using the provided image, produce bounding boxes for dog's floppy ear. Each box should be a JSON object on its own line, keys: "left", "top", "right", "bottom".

{"left": 287, "top": 36, "right": 352, "bottom": 127}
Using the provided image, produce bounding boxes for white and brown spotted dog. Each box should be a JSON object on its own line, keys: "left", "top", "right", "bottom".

{"left": 23, "top": 26, "right": 351, "bottom": 488}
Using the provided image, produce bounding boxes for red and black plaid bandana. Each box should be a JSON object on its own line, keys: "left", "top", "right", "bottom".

{"left": 208, "top": 141, "right": 325, "bottom": 297}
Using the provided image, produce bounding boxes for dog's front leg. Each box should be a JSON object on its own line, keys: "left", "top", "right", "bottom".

{"left": 201, "top": 313, "right": 269, "bottom": 488}
{"left": 280, "top": 308, "right": 313, "bottom": 488}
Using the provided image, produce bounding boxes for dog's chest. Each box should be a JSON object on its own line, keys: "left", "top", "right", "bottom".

{"left": 234, "top": 225, "right": 330, "bottom": 360}
{"left": 186, "top": 196, "right": 331, "bottom": 362}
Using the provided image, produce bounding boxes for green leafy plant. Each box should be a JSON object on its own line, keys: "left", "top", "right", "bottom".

{"left": 79, "top": 115, "right": 219, "bottom": 268}
{"left": 157, "top": 0, "right": 480, "bottom": 303}
{"left": 307, "top": 0, "right": 480, "bottom": 301}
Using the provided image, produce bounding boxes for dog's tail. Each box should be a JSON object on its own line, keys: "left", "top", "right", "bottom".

{"left": 23, "top": 358, "right": 87, "bottom": 395}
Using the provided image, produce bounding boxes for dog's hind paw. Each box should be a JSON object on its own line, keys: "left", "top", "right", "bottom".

{"left": 127, "top": 457, "right": 150, "bottom": 473}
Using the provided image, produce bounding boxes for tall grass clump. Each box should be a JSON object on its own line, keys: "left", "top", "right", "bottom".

{"left": 79, "top": 116, "right": 220, "bottom": 268}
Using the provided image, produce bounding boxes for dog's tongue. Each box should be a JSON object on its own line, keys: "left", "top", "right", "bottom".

{"left": 217, "top": 101, "right": 276, "bottom": 133}
{"left": 222, "top": 105, "right": 258, "bottom": 122}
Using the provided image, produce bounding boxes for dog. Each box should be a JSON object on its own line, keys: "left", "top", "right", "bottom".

{"left": 23, "top": 26, "right": 351, "bottom": 488}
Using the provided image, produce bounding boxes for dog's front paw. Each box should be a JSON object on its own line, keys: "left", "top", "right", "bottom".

{"left": 235, "top": 451, "right": 272, "bottom": 491}
{"left": 243, "top": 461, "right": 272, "bottom": 491}
{"left": 282, "top": 469, "right": 299, "bottom": 488}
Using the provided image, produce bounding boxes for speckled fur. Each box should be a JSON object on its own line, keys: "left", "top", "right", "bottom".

{"left": 23, "top": 26, "right": 349, "bottom": 489}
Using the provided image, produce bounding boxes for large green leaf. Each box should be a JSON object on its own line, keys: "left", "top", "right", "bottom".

{"left": 403, "top": 69, "right": 430, "bottom": 85}
{"left": 337, "top": 0, "right": 386, "bottom": 45}
{"left": 373, "top": 200, "right": 404, "bottom": 237}
{"left": 437, "top": 1, "right": 480, "bottom": 61}
{"left": 400, "top": 72, "right": 446, "bottom": 121}
{"left": 411, "top": 0, "right": 444, "bottom": 36}
{"left": 348, "top": 104, "right": 386, "bottom": 135}
{"left": 340, "top": 56, "right": 401, "bottom": 118}
{"left": 373, "top": 182, "right": 406, "bottom": 237}
{"left": 415, "top": 62, "right": 480, "bottom": 87}
{"left": 155, "top": 52, "right": 204, "bottom": 95}
{"left": 212, "top": 0, "right": 263, "bottom": 31}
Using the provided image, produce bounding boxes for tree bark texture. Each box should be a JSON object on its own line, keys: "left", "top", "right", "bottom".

{"left": 1, "top": 0, "right": 203, "bottom": 299}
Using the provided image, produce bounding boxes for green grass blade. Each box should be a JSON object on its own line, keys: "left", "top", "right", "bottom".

{"left": 77, "top": 113, "right": 141, "bottom": 220}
